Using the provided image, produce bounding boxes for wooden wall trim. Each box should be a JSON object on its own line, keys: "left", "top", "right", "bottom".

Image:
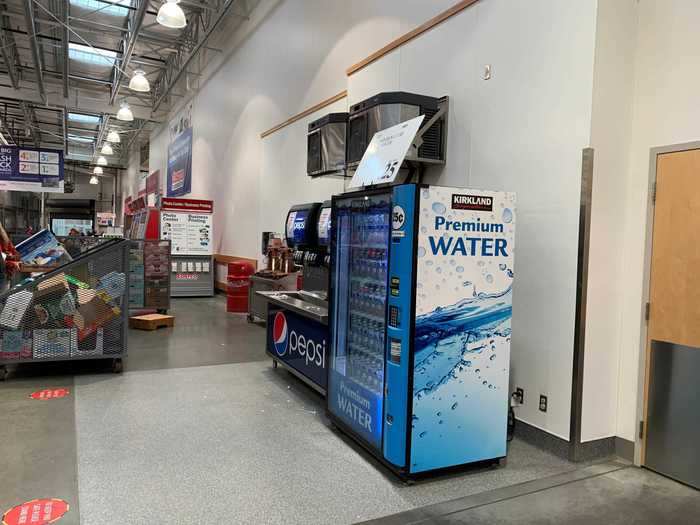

{"left": 260, "top": 90, "right": 347, "bottom": 138}
{"left": 346, "top": 0, "right": 479, "bottom": 76}
{"left": 259, "top": 1, "right": 478, "bottom": 138}
{"left": 214, "top": 253, "right": 258, "bottom": 266}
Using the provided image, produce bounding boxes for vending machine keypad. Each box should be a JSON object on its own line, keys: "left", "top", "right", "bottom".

{"left": 389, "top": 306, "right": 400, "bottom": 328}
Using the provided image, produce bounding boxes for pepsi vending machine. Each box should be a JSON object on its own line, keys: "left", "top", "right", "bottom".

{"left": 328, "top": 183, "right": 515, "bottom": 477}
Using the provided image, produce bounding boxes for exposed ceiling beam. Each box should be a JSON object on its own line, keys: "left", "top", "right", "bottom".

{"left": 121, "top": 117, "right": 147, "bottom": 163}
{"left": 20, "top": 101, "right": 39, "bottom": 147}
{"left": 0, "top": 84, "right": 162, "bottom": 121}
{"left": 110, "top": 0, "right": 148, "bottom": 104}
{"left": 62, "top": 107, "right": 68, "bottom": 151}
{"left": 0, "top": 4, "right": 20, "bottom": 89}
{"left": 94, "top": 113, "right": 110, "bottom": 156}
{"left": 62, "top": 0, "right": 68, "bottom": 98}
{"left": 153, "top": 0, "right": 237, "bottom": 112}
{"left": 23, "top": 0, "right": 46, "bottom": 103}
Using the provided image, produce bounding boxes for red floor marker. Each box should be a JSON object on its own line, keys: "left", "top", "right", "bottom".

{"left": 29, "top": 389, "right": 70, "bottom": 400}
{"left": 2, "top": 498, "right": 69, "bottom": 525}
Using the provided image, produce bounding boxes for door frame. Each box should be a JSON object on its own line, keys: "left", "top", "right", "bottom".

{"left": 635, "top": 140, "right": 700, "bottom": 466}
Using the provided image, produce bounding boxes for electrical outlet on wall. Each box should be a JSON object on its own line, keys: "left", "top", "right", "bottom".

{"left": 539, "top": 395, "right": 548, "bottom": 412}
{"left": 515, "top": 388, "right": 524, "bottom": 405}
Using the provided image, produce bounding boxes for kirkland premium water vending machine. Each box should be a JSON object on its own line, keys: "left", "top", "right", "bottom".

{"left": 328, "top": 183, "right": 515, "bottom": 477}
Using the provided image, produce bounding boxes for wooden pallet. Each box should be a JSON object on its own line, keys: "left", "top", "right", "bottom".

{"left": 129, "top": 313, "right": 175, "bottom": 330}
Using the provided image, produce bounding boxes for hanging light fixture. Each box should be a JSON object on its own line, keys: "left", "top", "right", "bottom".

{"left": 93, "top": 166, "right": 103, "bottom": 175}
{"left": 116, "top": 101, "right": 133, "bottom": 121}
{"left": 128, "top": 69, "right": 150, "bottom": 92}
{"left": 157, "top": 0, "right": 187, "bottom": 29}
{"left": 106, "top": 129, "right": 121, "bottom": 143}
{"left": 89, "top": 175, "right": 99, "bottom": 185}
{"left": 97, "top": 156, "right": 108, "bottom": 166}
{"left": 101, "top": 143, "right": 114, "bottom": 155}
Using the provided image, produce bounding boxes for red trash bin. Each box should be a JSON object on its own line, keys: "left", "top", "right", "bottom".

{"left": 226, "top": 261, "right": 255, "bottom": 313}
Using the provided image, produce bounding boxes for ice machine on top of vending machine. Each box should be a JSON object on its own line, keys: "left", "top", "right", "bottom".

{"left": 327, "top": 183, "right": 516, "bottom": 477}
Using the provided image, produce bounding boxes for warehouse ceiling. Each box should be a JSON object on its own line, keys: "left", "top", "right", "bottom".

{"left": 0, "top": 0, "right": 248, "bottom": 168}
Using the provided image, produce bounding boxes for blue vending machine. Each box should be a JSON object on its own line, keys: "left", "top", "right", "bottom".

{"left": 328, "top": 183, "right": 516, "bottom": 477}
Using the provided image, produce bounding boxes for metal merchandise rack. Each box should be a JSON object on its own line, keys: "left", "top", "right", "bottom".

{"left": 56, "top": 236, "right": 111, "bottom": 258}
{"left": 0, "top": 238, "right": 130, "bottom": 380}
{"left": 128, "top": 240, "right": 171, "bottom": 313}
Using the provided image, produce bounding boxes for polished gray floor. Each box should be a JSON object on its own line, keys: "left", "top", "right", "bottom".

{"left": 73, "top": 361, "right": 581, "bottom": 524}
{"left": 363, "top": 462, "right": 700, "bottom": 524}
{"left": 0, "top": 375, "right": 80, "bottom": 525}
{"left": 1, "top": 295, "right": 697, "bottom": 524}
{"left": 126, "top": 296, "right": 267, "bottom": 371}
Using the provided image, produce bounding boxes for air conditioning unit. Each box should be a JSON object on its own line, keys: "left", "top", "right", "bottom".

{"left": 346, "top": 92, "right": 448, "bottom": 168}
{"left": 307, "top": 113, "right": 348, "bottom": 177}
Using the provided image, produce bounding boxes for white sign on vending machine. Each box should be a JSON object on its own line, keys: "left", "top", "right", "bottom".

{"left": 348, "top": 115, "right": 425, "bottom": 189}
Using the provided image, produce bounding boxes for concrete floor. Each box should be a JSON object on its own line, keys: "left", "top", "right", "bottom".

{"left": 0, "top": 295, "right": 697, "bottom": 524}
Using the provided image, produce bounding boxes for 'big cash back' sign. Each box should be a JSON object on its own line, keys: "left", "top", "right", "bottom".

{"left": 0, "top": 146, "right": 64, "bottom": 193}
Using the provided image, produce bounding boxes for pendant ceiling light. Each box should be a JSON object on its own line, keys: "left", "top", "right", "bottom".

{"left": 101, "top": 142, "right": 114, "bottom": 155}
{"left": 116, "top": 101, "right": 133, "bottom": 121}
{"left": 106, "top": 130, "right": 120, "bottom": 143}
{"left": 128, "top": 69, "right": 150, "bottom": 92}
{"left": 157, "top": 0, "right": 186, "bottom": 29}
{"left": 93, "top": 166, "right": 103, "bottom": 175}
{"left": 97, "top": 156, "right": 108, "bottom": 166}
{"left": 89, "top": 175, "right": 99, "bottom": 185}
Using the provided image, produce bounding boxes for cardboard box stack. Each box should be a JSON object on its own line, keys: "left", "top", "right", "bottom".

{"left": 144, "top": 241, "right": 170, "bottom": 309}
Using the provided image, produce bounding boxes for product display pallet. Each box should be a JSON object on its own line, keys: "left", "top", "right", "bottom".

{"left": 0, "top": 238, "right": 130, "bottom": 380}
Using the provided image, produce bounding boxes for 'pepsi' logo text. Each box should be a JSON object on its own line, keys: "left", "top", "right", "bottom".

{"left": 272, "top": 312, "right": 326, "bottom": 368}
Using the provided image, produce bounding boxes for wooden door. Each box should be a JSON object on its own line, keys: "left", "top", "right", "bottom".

{"left": 642, "top": 149, "right": 700, "bottom": 488}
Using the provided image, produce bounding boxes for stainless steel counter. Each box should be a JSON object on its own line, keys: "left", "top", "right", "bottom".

{"left": 256, "top": 290, "right": 328, "bottom": 325}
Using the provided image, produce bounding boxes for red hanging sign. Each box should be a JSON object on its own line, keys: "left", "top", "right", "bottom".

{"left": 29, "top": 388, "right": 70, "bottom": 400}
{"left": 2, "top": 498, "right": 69, "bottom": 525}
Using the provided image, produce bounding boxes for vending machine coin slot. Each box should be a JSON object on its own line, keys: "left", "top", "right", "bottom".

{"left": 390, "top": 338, "right": 401, "bottom": 364}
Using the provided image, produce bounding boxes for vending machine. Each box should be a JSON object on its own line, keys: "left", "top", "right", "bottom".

{"left": 328, "top": 183, "right": 515, "bottom": 477}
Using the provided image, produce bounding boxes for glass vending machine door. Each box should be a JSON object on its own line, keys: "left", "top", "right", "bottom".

{"left": 329, "top": 192, "right": 391, "bottom": 451}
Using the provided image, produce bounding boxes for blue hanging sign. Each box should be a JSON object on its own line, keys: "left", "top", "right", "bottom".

{"left": 0, "top": 146, "right": 64, "bottom": 193}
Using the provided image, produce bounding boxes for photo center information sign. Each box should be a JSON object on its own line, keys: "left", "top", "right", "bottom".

{"left": 0, "top": 146, "right": 64, "bottom": 192}
{"left": 160, "top": 198, "right": 213, "bottom": 255}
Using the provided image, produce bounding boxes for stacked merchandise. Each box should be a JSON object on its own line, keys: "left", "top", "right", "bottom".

{"left": 144, "top": 241, "right": 170, "bottom": 309}
{"left": 128, "top": 240, "right": 170, "bottom": 310}
{"left": 128, "top": 242, "right": 145, "bottom": 308}
{"left": 0, "top": 265, "right": 126, "bottom": 362}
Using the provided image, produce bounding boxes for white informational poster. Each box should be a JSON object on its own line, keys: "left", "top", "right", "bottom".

{"left": 317, "top": 207, "right": 331, "bottom": 242}
{"left": 160, "top": 211, "right": 212, "bottom": 255}
{"left": 348, "top": 115, "right": 425, "bottom": 189}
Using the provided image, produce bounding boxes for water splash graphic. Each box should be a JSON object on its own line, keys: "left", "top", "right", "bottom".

{"left": 413, "top": 286, "right": 512, "bottom": 398}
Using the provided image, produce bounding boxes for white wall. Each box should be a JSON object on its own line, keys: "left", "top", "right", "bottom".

{"left": 613, "top": 0, "right": 700, "bottom": 443}
{"left": 580, "top": 0, "right": 638, "bottom": 443}
{"left": 350, "top": 0, "right": 598, "bottom": 440}
{"left": 138, "top": 0, "right": 609, "bottom": 441}
{"left": 141, "top": 0, "right": 464, "bottom": 258}
{"left": 123, "top": 141, "right": 144, "bottom": 202}
{"left": 259, "top": 97, "right": 349, "bottom": 238}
